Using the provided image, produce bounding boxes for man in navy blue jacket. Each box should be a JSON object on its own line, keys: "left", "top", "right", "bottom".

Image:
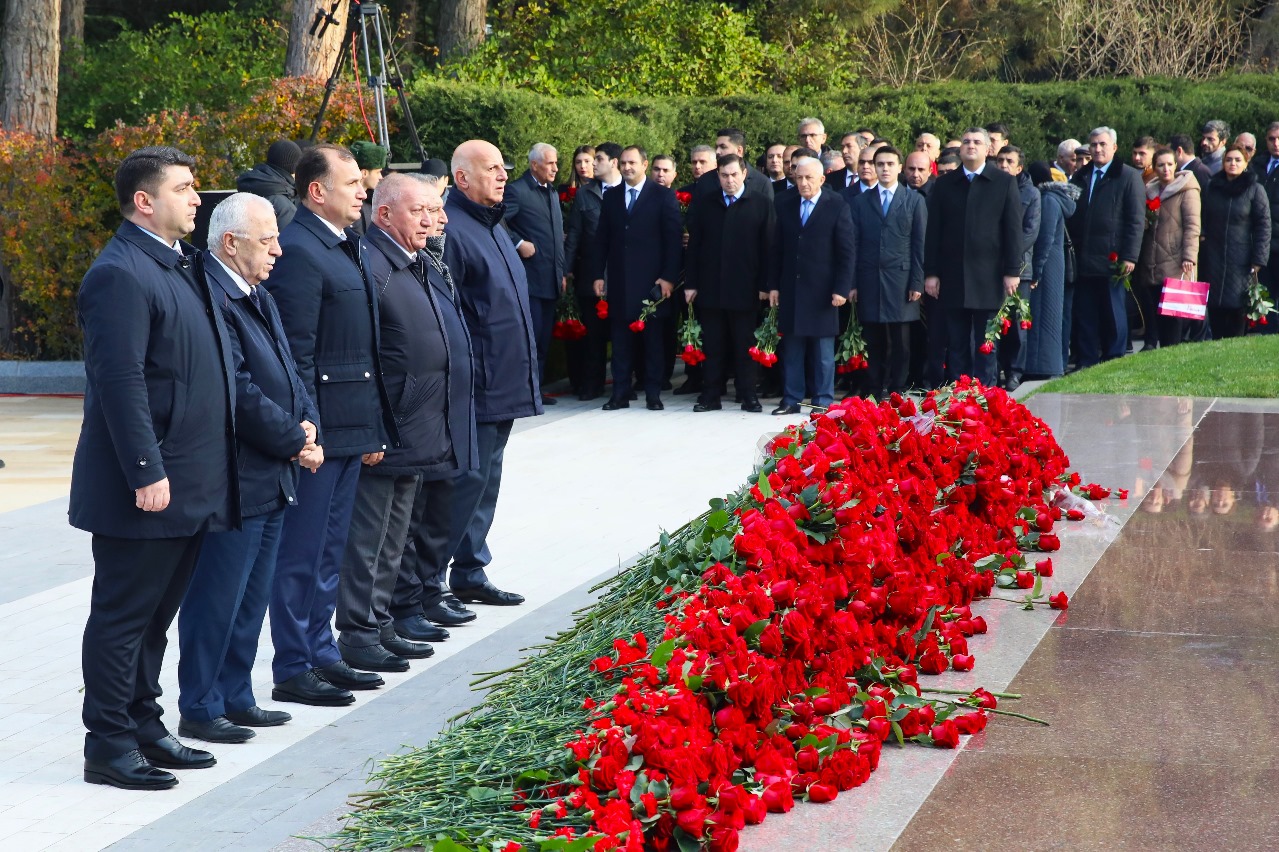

{"left": 175, "top": 194, "right": 322, "bottom": 744}
{"left": 440, "top": 140, "right": 543, "bottom": 608}
{"left": 72, "top": 146, "right": 237, "bottom": 790}
{"left": 263, "top": 143, "right": 399, "bottom": 707}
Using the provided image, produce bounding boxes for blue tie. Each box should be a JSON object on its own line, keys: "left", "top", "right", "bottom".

{"left": 1090, "top": 169, "right": 1102, "bottom": 200}
{"left": 881, "top": 189, "right": 891, "bottom": 216}
{"left": 725, "top": 194, "right": 735, "bottom": 206}
{"left": 627, "top": 187, "right": 637, "bottom": 211}
{"left": 800, "top": 199, "right": 812, "bottom": 226}
{"left": 966, "top": 172, "right": 974, "bottom": 183}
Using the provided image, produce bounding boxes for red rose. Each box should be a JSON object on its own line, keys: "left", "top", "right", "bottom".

{"left": 1038, "top": 533, "right": 1061, "bottom": 551}
{"left": 1049, "top": 591, "right": 1069, "bottom": 610}
{"left": 1066, "top": 508, "right": 1084, "bottom": 521}
{"left": 762, "top": 781, "right": 794, "bottom": 813}
{"left": 931, "top": 719, "right": 960, "bottom": 748}
{"left": 806, "top": 782, "right": 838, "bottom": 803}
{"left": 596, "top": 299, "right": 609, "bottom": 319}
{"left": 1035, "top": 557, "right": 1053, "bottom": 577}
{"left": 979, "top": 341, "right": 995, "bottom": 354}
{"left": 951, "top": 653, "right": 975, "bottom": 671}
{"left": 1019, "top": 320, "right": 1032, "bottom": 330}
{"left": 1015, "top": 570, "right": 1035, "bottom": 588}
{"left": 629, "top": 319, "right": 646, "bottom": 333}
{"left": 1108, "top": 251, "right": 1119, "bottom": 262}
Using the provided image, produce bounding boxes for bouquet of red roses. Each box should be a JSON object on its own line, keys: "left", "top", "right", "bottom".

{"left": 595, "top": 298, "right": 609, "bottom": 320}
{"left": 1144, "top": 195, "right": 1161, "bottom": 229}
{"left": 749, "top": 305, "right": 781, "bottom": 367}
{"left": 677, "top": 303, "right": 706, "bottom": 365}
{"left": 1246, "top": 270, "right": 1274, "bottom": 328}
{"left": 675, "top": 190, "right": 692, "bottom": 215}
{"left": 979, "top": 289, "right": 1032, "bottom": 355}
{"left": 834, "top": 307, "right": 868, "bottom": 373}
{"left": 551, "top": 287, "right": 587, "bottom": 341}
{"left": 559, "top": 185, "right": 577, "bottom": 218}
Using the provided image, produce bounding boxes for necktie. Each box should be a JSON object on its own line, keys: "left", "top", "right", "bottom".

{"left": 408, "top": 256, "right": 426, "bottom": 284}
{"left": 248, "top": 287, "right": 261, "bottom": 311}
{"left": 627, "top": 187, "right": 637, "bottom": 211}
{"left": 882, "top": 190, "right": 891, "bottom": 215}
{"left": 725, "top": 194, "right": 736, "bottom": 207}
{"left": 338, "top": 237, "right": 360, "bottom": 266}
{"left": 966, "top": 172, "right": 975, "bottom": 183}
{"left": 1090, "top": 169, "right": 1101, "bottom": 200}
{"left": 1269, "top": 159, "right": 1277, "bottom": 175}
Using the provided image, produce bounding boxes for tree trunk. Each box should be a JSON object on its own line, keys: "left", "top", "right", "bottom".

{"left": 0, "top": 0, "right": 61, "bottom": 138}
{"left": 60, "top": 0, "right": 85, "bottom": 48}
{"left": 285, "top": 0, "right": 349, "bottom": 78}
{"left": 438, "top": 0, "right": 487, "bottom": 60}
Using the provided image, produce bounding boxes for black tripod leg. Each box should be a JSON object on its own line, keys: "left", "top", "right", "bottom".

{"left": 309, "top": 34, "right": 350, "bottom": 144}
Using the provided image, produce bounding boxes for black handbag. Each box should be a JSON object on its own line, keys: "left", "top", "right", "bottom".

{"left": 1062, "top": 227, "right": 1077, "bottom": 285}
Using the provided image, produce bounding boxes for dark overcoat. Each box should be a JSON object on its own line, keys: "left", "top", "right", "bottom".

{"left": 685, "top": 191, "right": 776, "bottom": 311}
{"left": 1200, "top": 170, "right": 1272, "bottom": 309}
{"left": 503, "top": 169, "right": 566, "bottom": 301}
{"left": 1067, "top": 161, "right": 1146, "bottom": 278}
{"left": 771, "top": 190, "right": 855, "bottom": 337}
{"left": 588, "top": 180, "right": 683, "bottom": 318}
{"left": 923, "top": 167, "right": 1024, "bottom": 311}
{"left": 563, "top": 178, "right": 605, "bottom": 295}
{"left": 69, "top": 223, "right": 238, "bottom": 538}
{"left": 847, "top": 184, "right": 926, "bottom": 324}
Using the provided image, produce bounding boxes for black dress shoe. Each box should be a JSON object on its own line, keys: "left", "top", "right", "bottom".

{"left": 139, "top": 734, "right": 216, "bottom": 769}
{"left": 602, "top": 398, "right": 630, "bottom": 410}
{"left": 741, "top": 399, "right": 763, "bottom": 413}
{"left": 340, "top": 642, "right": 410, "bottom": 673}
{"left": 225, "top": 706, "right": 292, "bottom": 727}
{"left": 382, "top": 634, "right": 435, "bottom": 659}
{"left": 646, "top": 399, "right": 664, "bottom": 411}
{"left": 772, "top": 404, "right": 801, "bottom": 415}
{"left": 693, "top": 402, "right": 722, "bottom": 412}
{"left": 177, "top": 716, "right": 255, "bottom": 743}
{"left": 395, "top": 613, "right": 452, "bottom": 641}
{"left": 422, "top": 601, "right": 475, "bottom": 627}
{"left": 85, "top": 750, "right": 177, "bottom": 790}
{"left": 274, "top": 668, "right": 358, "bottom": 705}
{"left": 673, "top": 381, "right": 703, "bottom": 396}
{"left": 317, "top": 659, "right": 384, "bottom": 690}
{"left": 542, "top": 395, "right": 558, "bottom": 405}
{"left": 451, "top": 581, "right": 526, "bottom": 606}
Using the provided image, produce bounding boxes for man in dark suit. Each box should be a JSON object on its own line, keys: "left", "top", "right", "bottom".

{"left": 503, "top": 143, "right": 566, "bottom": 406}
{"left": 264, "top": 143, "right": 396, "bottom": 707}
{"left": 846, "top": 145, "right": 880, "bottom": 197}
{"left": 591, "top": 145, "right": 684, "bottom": 410}
{"left": 1171, "top": 134, "right": 1213, "bottom": 190}
{"left": 72, "top": 146, "right": 237, "bottom": 789}
{"left": 563, "top": 143, "right": 621, "bottom": 401}
{"left": 769, "top": 156, "right": 854, "bottom": 414}
{"left": 828, "top": 132, "right": 862, "bottom": 192}
{"left": 1253, "top": 122, "right": 1279, "bottom": 331}
{"left": 685, "top": 153, "right": 775, "bottom": 413}
{"left": 176, "top": 193, "right": 321, "bottom": 745}
{"left": 904, "top": 152, "right": 934, "bottom": 197}
{"left": 923, "top": 127, "right": 1024, "bottom": 387}
{"left": 848, "top": 146, "right": 927, "bottom": 399}
{"left": 772, "top": 144, "right": 799, "bottom": 195}
{"left": 695, "top": 128, "right": 774, "bottom": 202}
{"left": 1067, "top": 127, "right": 1146, "bottom": 367}
{"left": 440, "top": 139, "right": 544, "bottom": 607}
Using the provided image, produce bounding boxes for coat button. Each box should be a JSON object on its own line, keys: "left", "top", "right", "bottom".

{"left": 321, "top": 374, "right": 329, "bottom": 381}
{"left": 287, "top": 496, "right": 295, "bottom": 504}
{"left": 364, "top": 371, "right": 371, "bottom": 378}
{"left": 137, "top": 458, "right": 148, "bottom": 467}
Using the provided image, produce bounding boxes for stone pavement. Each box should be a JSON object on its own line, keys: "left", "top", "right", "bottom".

{"left": 1, "top": 387, "right": 1273, "bottom": 851}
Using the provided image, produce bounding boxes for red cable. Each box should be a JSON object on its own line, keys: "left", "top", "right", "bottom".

{"left": 349, "top": 31, "right": 375, "bottom": 142}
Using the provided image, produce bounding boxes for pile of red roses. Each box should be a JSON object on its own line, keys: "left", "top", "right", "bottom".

{"left": 500, "top": 380, "right": 1107, "bottom": 851}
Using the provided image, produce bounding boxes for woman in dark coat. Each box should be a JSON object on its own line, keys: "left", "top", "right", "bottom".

{"left": 1201, "top": 145, "right": 1271, "bottom": 339}
{"left": 1023, "top": 162, "right": 1078, "bottom": 378}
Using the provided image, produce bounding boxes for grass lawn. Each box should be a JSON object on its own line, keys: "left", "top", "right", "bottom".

{"left": 1031, "top": 334, "right": 1279, "bottom": 398}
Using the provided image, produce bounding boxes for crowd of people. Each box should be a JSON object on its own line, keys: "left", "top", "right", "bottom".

{"left": 69, "top": 114, "right": 1275, "bottom": 791}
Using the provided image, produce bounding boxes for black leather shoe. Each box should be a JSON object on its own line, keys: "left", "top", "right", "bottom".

{"left": 177, "top": 716, "right": 255, "bottom": 743}
{"left": 772, "top": 404, "right": 801, "bottom": 415}
{"left": 340, "top": 642, "right": 410, "bottom": 673}
{"left": 382, "top": 634, "right": 435, "bottom": 659}
{"left": 274, "top": 668, "right": 358, "bottom": 705}
{"left": 84, "top": 749, "right": 177, "bottom": 790}
{"left": 452, "top": 581, "right": 526, "bottom": 606}
{"left": 139, "top": 734, "right": 216, "bottom": 769}
{"left": 741, "top": 399, "right": 763, "bottom": 413}
{"left": 673, "top": 381, "right": 703, "bottom": 396}
{"left": 225, "top": 706, "right": 292, "bottom": 727}
{"left": 422, "top": 601, "right": 475, "bottom": 626}
{"left": 646, "top": 399, "right": 664, "bottom": 411}
{"left": 693, "top": 402, "right": 722, "bottom": 412}
{"left": 542, "top": 395, "right": 558, "bottom": 405}
{"left": 602, "top": 398, "right": 630, "bottom": 410}
{"left": 395, "top": 613, "right": 452, "bottom": 641}
{"left": 317, "top": 659, "right": 385, "bottom": 690}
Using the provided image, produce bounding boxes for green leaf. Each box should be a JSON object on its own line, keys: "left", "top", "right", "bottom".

{"left": 432, "top": 839, "right": 472, "bottom": 852}
{"left": 650, "top": 638, "right": 676, "bottom": 669}
{"left": 803, "top": 686, "right": 829, "bottom": 697}
{"left": 564, "top": 838, "right": 604, "bottom": 852}
{"left": 744, "top": 619, "right": 770, "bottom": 641}
{"left": 685, "top": 674, "right": 704, "bottom": 691}
{"left": 707, "top": 509, "right": 731, "bottom": 531}
{"left": 912, "top": 605, "right": 941, "bottom": 645}
{"left": 674, "top": 827, "right": 701, "bottom": 852}
{"left": 465, "top": 786, "right": 502, "bottom": 802}
{"left": 757, "top": 470, "right": 773, "bottom": 499}
{"left": 710, "top": 535, "right": 734, "bottom": 562}
{"left": 890, "top": 720, "right": 906, "bottom": 746}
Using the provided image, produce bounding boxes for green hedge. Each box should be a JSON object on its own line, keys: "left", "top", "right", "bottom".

{"left": 404, "top": 75, "right": 1279, "bottom": 165}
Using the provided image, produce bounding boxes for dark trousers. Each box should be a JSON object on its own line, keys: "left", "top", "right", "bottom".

{"left": 391, "top": 476, "right": 456, "bottom": 619}
{"left": 568, "top": 288, "right": 608, "bottom": 395}
{"left": 447, "top": 420, "right": 514, "bottom": 587}
{"left": 609, "top": 312, "right": 666, "bottom": 401}
{"left": 82, "top": 533, "right": 204, "bottom": 760}
{"left": 700, "top": 306, "right": 757, "bottom": 405}
{"left": 923, "top": 294, "right": 948, "bottom": 388}
{"left": 269, "top": 453, "right": 361, "bottom": 682}
{"left": 1073, "top": 275, "right": 1127, "bottom": 367}
{"left": 178, "top": 510, "right": 283, "bottom": 722}
{"left": 1208, "top": 305, "right": 1248, "bottom": 339}
{"left": 528, "top": 294, "right": 555, "bottom": 388}
{"left": 944, "top": 307, "right": 997, "bottom": 386}
{"left": 781, "top": 334, "right": 835, "bottom": 407}
{"left": 1135, "top": 282, "right": 1162, "bottom": 347}
{"left": 864, "top": 321, "right": 911, "bottom": 397}
{"left": 1062, "top": 280, "right": 1075, "bottom": 367}
{"left": 335, "top": 471, "right": 420, "bottom": 648}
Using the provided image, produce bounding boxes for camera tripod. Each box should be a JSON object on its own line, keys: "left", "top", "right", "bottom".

{"left": 308, "top": 0, "right": 427, "bottom": 162}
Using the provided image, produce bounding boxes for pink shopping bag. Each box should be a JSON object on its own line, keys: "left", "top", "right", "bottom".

{"left": 1159, "top": 277, "right": 1209, "bottom": 320}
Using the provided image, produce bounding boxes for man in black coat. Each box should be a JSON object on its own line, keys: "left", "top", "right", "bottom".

{"left": 563, "top": 143, "right": 621, "bottom": 400}
{"left": 685, "top": 154, "right": 775, "bottom": 413}
{"left": 440, "top": 140, "right": 544, "bottom": 607}
{"left": 591, "top": 145, "right": 684, "bottom": 410}
{"left": 503, "top": 143, "right": 566, "bottom": 404}
{"left": 1252, "top": 121, "right": 1279, "bottom": 331}
{"left": 264, "top": 143, "right": 398, "bottom": 708}
{"left": 769, "top": 156, "right": 854, "bottom": 414}
{"left": 923, "top": 128, "right": 1024, "bottom": 387}
{"left": 176, "top": 193, "right": 321, "bottom": 745}
{"left": 694, "top": 128, "right": 775, "bottom": 203}
{"left": 72, "top": 146, "right": 237, "bottom": 789}
{"left": 336, "top": 173, "right": 480, "bottom": 672}
{"left": 1067, "top": 127, "right": 1146, "bottom": 366}
{"left": 1171, "top": 134, "right": 1214, "bottom": 194}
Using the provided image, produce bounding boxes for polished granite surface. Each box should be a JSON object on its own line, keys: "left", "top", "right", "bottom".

{"left": 893, "top": 404, "right": 1279, "bottom": 852}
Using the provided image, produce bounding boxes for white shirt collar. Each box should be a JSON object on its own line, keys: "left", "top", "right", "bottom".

{"left": 213, "top": 255, "right": 254, "bottom": 297}
{"left": 311, "top": 210, "right": 348, "bottom": 239}
{"left": 137, "top": 225, "right": 182, "bottom": 254}
{"left": 879, "top": 182, "right": 898, "bottom": 194}
{"left": 724, "top": 188, "right": 743, "bottom": 203}
{"left": 802, "top": 190, "right": 822, "bottom": 206}
{"left": 964, "top": 164, "right": 985, "bottom": 179}
{"left": 373, "top": 225, "right": 417, "bottom": 260}
{"left": 601, "top": 176, "right": 622, "bottom": 189}
{"left": 625, "top": 177, "right": 646, "bottom": 195}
